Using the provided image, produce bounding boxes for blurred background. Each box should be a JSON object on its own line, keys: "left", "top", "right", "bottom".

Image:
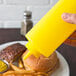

{"left": 0, "top": 0, "right": 58, "bottom": 28}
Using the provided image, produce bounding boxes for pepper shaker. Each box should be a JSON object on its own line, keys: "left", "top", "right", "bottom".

{"left": 21, "top": 10, "right": 33, "bottom": 36}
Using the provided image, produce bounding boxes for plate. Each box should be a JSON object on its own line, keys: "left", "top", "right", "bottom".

{"left": 0, "top": 41, "right": 70, "bottom": 76}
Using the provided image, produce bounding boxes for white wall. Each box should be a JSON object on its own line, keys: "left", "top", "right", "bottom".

{"left": 0, "top": 0, "right": 58, "bottom": 28}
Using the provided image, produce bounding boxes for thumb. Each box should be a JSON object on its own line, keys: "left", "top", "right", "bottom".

{"left": 62, "top": 13, "right": 76, "bottom": 24}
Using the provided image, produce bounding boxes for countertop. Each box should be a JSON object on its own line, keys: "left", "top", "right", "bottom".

{"left": 0, "top": 28, "right": 76, "bottom": 76}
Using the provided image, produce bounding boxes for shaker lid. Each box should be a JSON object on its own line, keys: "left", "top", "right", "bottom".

{"left": 24, "top": 11, "right": 32, "bottom": 19}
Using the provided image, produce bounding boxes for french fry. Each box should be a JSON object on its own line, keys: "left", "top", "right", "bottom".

{"left": 9, "top": 63, "right": 25, "bottom": 71}
{"left": 18, "top": 59, "right": 23, "bottom": 68}
{"left": 36, "top": 72, "right": 48, "bottom": 76}
{"left": 9, "top": 63, "right": 35, "bottom": 73}
{"left": 0, "top": 74, "right": 2, "bottom": 76}
{"left": 3, "top": 71, "right": 15, "bottom": 75}
{"left": 3, "top": 70, "right": 36, "bottom": 76}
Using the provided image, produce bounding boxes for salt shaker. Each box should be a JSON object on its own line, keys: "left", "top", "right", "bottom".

{"left": 21, "top": 10, "right": 33, "bottom": 36}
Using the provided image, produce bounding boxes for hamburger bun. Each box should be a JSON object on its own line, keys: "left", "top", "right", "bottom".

{"left": 22, "top": 50, "right": 59, "bottom": 75}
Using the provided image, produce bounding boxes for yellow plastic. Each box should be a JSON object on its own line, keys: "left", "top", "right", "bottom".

{"left": 24, "top": 0, "right": 76, "bottom": 60}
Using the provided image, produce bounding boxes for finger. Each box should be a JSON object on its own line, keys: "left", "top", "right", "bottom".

{"left": 62, "top": 13, "right": 76, "bottom": 24}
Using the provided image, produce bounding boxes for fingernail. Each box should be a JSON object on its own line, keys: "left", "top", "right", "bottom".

{"left": 62, "top": 13, "right": 70, "bottom": 19}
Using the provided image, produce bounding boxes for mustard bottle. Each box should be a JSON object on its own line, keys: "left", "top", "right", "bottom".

{"left": 24, "top": 0, "right": 76, "bottom": 59}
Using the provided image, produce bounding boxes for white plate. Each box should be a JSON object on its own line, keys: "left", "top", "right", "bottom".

{"left": 0, "top": 41, "right": 70, "bottom": 76}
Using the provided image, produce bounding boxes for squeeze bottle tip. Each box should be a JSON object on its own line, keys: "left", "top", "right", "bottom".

{"left": 23, "top": 51, "right": 32, "bottom": 60}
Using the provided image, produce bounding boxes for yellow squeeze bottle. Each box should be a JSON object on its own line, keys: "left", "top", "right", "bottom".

{"left": 24, "top": 0, "right": 76, "bottom": 59}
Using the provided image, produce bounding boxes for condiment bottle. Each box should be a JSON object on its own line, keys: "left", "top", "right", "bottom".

{"left": 23, "top": 0, "right": 76, "bottom": 60}
{"left": 21, "top": 10, "right": 33, "bottom": 36}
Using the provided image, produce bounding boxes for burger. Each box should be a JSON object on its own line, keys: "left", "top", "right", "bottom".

{"left": 22, "top": 50, "right": 59, "bottom": 76}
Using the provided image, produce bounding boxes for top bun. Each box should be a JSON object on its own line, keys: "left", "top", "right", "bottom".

{"left": 22, "top": 50, "right": 59, "bottom": 73}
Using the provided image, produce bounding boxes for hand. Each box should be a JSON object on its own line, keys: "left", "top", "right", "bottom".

{"left": 62, "top": 13, "right": 76, "bottom": 24}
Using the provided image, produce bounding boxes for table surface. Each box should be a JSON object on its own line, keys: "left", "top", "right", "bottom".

{"left": 0, "top": 28, "right": 76, "bottom": 76}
